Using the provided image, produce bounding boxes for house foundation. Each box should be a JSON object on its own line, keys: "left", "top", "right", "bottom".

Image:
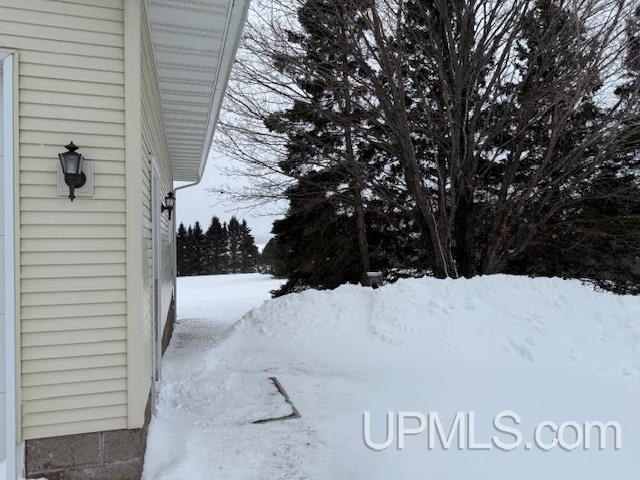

{"left": 25, "top": 396, "right": 151, "bottom": 480}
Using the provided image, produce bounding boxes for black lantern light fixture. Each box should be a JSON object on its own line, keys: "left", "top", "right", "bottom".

{"left": 58, "top": 141, "right": 86, "bottom": 201}
{"left": 162, "top": 191, "right": 175, "bottom": 220}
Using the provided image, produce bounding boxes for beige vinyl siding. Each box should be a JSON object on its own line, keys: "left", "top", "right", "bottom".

{"left": 0, "top": 0, "right": 128, "bottom": 439}
{"left": 141, "top": 6, "right": 174, "bottom": 348}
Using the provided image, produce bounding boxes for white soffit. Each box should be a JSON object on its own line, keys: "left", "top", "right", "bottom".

{"left": 146, "top": 0, "right": 249, "bottom": 182}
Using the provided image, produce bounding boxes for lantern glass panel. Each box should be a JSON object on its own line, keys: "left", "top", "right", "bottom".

{"left": 65, "top": 152, "right": 82, "bottom": 174}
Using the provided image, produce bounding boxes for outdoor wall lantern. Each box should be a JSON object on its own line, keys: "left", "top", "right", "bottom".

{"left": 58, "top": 141, "right": 86, "bottom": 201}
{"left": 162, "top": 192, "right": 175, "bottom": 220}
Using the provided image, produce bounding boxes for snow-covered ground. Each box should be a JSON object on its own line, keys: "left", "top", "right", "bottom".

{"left": 143, "top": 273, "right": 640, "bottom": 479}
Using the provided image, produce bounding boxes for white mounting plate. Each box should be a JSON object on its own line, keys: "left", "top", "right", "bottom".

{"left": 56, "top": 160, "right": 94, "bottom": 198}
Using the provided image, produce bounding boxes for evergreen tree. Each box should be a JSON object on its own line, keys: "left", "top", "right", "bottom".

{"left": 205, "top": 216, "right": 229, "bottom": 274}
{"left": 265, "top": 0, "right": 377, "bottom": 293}
{"left": 176, "top": 222, "right": 188, "bottom": 276}
{"left": 239, "top": 219, "right": 260, "bottom": 273}
{"left": 177, "top": 218, "right": 263, "bottom": 276}
{"left": 260, "top": 237, "right": 286, "bottom": 277}
{"left": 184, "top": 225, "right": 195, "bottom": 275}
{"left": 190, "top": 221, "right": 206, "bottom": 275}
{"left": 220, "top": 222, "right": 230, "bottom": 273}
{"left": 227, "top": 217, "right": 242, "bottom": 273}
{"left": 273, "top": 177, "right": 363, "bottom": 295}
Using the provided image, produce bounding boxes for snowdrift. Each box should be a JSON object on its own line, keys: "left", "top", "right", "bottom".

{"left": 232, "top": 275, "right": 640, "bottom": 478}
{"left": 238, "top": 275, "right": 640, "bottom": 374}
{"left": 145, "top": 274, "right": 640, "bottom": 480}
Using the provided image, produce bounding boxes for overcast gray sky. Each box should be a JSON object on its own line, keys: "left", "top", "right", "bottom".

{"left": 175, "top": 150, "right": 283, "bottom": 251}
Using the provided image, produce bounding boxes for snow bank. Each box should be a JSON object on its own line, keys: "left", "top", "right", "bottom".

{"left": 144, "top": 274, "right": 640, "bottom": 480}
{"left": 233, "top": 275, "right": 640, "bottom": 478}
{"left": 238, "top": 275, "right": 640, "bottom": 371}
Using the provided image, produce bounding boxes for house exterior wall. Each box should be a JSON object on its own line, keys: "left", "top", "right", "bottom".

{"left": 1, "top": 2, "right": 218, "bottom": 468}
{"left": 0, "top": 0, "right": 130, "bottom": 440}
{"left": 141, "top": 8, "right": 175, "bottom": 353}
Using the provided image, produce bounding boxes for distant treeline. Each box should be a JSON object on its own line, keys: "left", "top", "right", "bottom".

{"left": 177, "top": 216, "right": 261, "bottom": 276}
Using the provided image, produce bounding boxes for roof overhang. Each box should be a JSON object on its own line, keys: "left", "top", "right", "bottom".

{"left": 146, "top": 0, "right": 249, "bottom": 182}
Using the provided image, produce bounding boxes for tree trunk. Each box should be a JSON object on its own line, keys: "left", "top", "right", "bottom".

{"left": 339, "top": 20, "right": 372, "bottom": 287}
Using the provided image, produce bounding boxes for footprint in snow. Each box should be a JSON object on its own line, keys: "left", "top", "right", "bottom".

{"left": 532, "top": 325, "right": 547, "bottom": 336}
{"left": 507, "top": 336, "right": 534, "bottom": 363}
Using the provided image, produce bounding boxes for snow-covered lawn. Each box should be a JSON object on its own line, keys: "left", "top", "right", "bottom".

{"left": 143, "top": 273, "right": 640, "bottom": 479}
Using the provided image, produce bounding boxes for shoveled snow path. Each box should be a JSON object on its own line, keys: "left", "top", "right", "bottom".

{"left": 142, "top": 274, "right": 331, "bottom": 480}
